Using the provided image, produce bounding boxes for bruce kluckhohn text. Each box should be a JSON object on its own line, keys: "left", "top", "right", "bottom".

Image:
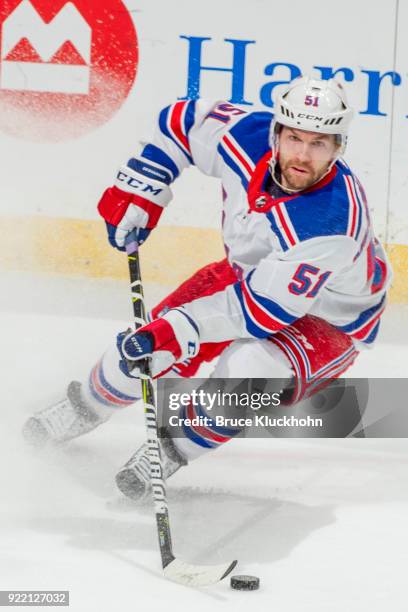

{"left": 169, "top": 415, "right": 323, "bottom": 428}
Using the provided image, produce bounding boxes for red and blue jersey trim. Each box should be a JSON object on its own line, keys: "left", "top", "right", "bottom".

{"left": 218, "top": 112, "right": 271, "bottom": 189}
{"left": 227, "top": 112, "right": 272, "bottom": 164}
{"left": 266, "top": 201, "right": 300, "bottom": 251}
{"left": 371, "top": 255, "right": 388, "bottom": 294}
{"left": 335, "top": 295, "right": 386, "bottom": 343}
{"left": 343, "top": 172, "right": 364, "bottom": 241}
{"left": 218, "top": 131, "right": 255, "bottom": 189}
{"left": 234, "top": 271, "right": 298, "bottom": 338}
{"left": 159, "top": 100, "right": 196, "bottom": 164}
{"left": 341, "top": 160, "right": 372, "bottom": 243}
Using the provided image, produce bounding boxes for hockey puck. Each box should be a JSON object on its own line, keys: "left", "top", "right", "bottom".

{"left": 230, "top": 575, "right": 260, "bottom": 591}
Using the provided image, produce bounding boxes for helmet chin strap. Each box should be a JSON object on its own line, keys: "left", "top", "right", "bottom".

{"left": 269, "top": 133, "right": 343, "bottom": 195}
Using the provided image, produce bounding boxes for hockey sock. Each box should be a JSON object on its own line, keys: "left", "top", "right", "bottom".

{"left": 81, "top": 342, "right": 141, "bottom": 417}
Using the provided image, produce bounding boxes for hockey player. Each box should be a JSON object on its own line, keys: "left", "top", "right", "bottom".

{"left": 23, "top": 76, "right": 392, "bottom": 501}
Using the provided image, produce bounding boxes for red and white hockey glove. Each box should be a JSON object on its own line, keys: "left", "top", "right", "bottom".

{"left": 98, "top": 159, "right": 173, "bottom": 251}
{"left": 117, "top": 308, "right": 200, "bottom": 378}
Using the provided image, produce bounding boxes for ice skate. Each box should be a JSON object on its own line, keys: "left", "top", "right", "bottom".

{"left": 115, "top": 428, "right": 187, "bottom": 502}
{"left": 22, "top": 381, "right": 110, "bottom": 446}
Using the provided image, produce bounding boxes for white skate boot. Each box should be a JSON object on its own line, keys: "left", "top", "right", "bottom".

{"left": 22, "top": 381, "right": 110, "bottom": 446}
{"left": 115, "top": 428, "right": 187, "bottom": 502}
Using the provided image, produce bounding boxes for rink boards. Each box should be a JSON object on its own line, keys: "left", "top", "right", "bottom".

{"left": 0, "top": 0, "right": 407, "bottom": 300}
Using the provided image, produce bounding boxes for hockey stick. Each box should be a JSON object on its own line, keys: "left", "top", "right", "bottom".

{"left": 125, "top": 231, "right": 237, "bottom": 587}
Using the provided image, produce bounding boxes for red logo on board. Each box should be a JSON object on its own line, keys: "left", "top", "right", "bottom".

{"left": 0, "top": 0, "right": 138, "bottom": 140}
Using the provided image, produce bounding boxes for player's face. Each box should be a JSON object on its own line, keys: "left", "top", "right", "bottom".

{"left": 278, "top": 127, "right": 339, "bottom": 191}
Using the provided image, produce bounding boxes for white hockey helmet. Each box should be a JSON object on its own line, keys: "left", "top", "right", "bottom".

{"left": 271, "top": 76, "right": 354, "bottom": 155}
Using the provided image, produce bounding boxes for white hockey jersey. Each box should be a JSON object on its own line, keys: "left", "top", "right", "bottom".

{"left": 134, "top": 99, "right": 392, "bottom": 347}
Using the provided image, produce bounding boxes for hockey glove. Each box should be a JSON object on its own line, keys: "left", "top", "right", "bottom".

{"left": 117, "top": 308, "right": 200, "bottom": 378}
{"left": 98, "top": 159, "right": 173, "bottom": 251}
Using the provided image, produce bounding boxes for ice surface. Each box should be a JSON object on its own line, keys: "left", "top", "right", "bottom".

{"left": 1, "top": 271, "right": 407, "bottom": 611}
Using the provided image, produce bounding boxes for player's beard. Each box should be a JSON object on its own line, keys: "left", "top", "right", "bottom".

{"left": 279, "top": 158, "right": 331, "bottom": 192}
